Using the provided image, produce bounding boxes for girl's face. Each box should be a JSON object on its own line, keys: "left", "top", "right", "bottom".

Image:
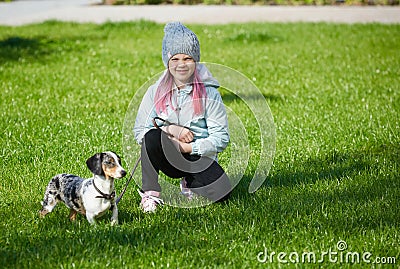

{"left": 168, "top": 54, "right": 196, "bottom": 88}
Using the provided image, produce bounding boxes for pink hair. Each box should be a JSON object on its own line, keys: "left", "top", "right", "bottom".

{"left": 154, "top": 66, "right": 207, "bottom": 116}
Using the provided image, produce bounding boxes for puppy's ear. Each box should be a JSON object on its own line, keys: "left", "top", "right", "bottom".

{"left": 112, "top": 151, "right": 122, "bottom": 163}
{"left": 86, "top": 153, "right": 105, "bottom": 176}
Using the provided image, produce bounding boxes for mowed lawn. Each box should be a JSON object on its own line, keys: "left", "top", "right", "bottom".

{"left": 0, "top": 21, "right": 399, "bottom": 268}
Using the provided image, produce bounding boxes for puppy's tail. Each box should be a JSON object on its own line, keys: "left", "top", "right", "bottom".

{"left": 39, "top": 174, "right": 64, "bottom": 217}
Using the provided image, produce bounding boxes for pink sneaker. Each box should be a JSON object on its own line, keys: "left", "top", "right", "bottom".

{"left": 138, "top": 190, "right": 163, "bottom": 213}
{"left": 180, "top": 178, "right": 194, "bottom": 200}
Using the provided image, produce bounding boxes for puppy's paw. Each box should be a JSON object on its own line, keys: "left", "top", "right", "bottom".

{"left": 39, "top": 209, "right": 48, "bottom": 218}
{"left": 110, "top": 219, "right": 118, "bottom": 226}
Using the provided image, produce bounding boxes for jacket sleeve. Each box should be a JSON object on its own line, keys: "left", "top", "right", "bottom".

{"left": 190, "top": 89, "right": 229, "bottom": 157}
{"left": 133, "top": 85, "right": 158, "bottom": 144}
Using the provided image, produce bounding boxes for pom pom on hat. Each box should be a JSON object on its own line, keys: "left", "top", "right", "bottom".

{"left": 162, "top": 22, "right": 200, "bottom": 67}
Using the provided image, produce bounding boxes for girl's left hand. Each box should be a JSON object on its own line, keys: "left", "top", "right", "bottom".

{"left": 178, "top": 141, "right": 192, "bottom": 154}
{"left": 162, "top": 125, "right": 194, "bottom": 143}
{"left": 169, "top": 136, "right": 192, "bottom": 153}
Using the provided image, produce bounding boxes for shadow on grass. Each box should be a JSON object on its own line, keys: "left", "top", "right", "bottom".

{"left": 224, "top": 31, "right": 284, "bottom": 44}
{"left": 0, "top": 36, "right": 52, "bottom": 62}
{"left": 220, "top": 87, "right": 285, "bottom": 104}
{"left": 268, "top": 150, "right": 370, "bottom": 188}
{"left": 0, "top": 33, "right": 94, "bottom": 63}
{"left": 233, "top": 146, "right": 399, "bottom": 229}
{"left": 221, "top": 91, "right": 285, "bottom": 105}
{"left": 0, "top": 20, "right": 159, "bottom": 64}
{"left": 268, "top": 144, "right": 399, "bottom": 188}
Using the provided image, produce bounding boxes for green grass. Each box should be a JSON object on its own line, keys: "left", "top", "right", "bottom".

{"left": 1, "top": 21, "right": 399, "bottom": 268}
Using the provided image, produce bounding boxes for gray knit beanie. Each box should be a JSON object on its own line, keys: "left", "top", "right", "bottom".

{"left": 162, "top": 22, "right": 200, "bottom": 67}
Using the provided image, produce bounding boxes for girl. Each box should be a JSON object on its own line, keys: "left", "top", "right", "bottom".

{"left": 134, "top": 22, "right": 231, "bottom": 212}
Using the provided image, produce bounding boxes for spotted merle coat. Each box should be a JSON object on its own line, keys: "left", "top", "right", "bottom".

{"left": 39, "top": 152, "right": 126, "bottom": 225}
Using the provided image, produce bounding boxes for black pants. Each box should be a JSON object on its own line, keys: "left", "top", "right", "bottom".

{"left": 141, "top": 128, "right": 231, "bottom": 202}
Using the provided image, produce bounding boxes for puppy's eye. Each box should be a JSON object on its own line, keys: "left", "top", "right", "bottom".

{"left": 103, "top": 160, "right": 114, "bottom": 166}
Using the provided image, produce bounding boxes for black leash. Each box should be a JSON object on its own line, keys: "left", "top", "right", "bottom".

{"left": 115, "top": 156, "right": 141, "bottom": 205}
{"left": 114, "top": 118, "right": 163, "bottom": 206}
{"left": 115, "top": 117, "right": 187, "bottom": 205}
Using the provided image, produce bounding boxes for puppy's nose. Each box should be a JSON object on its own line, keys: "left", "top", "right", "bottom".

{"left": 120, "top": 170, "right": 127, "bottom": 177}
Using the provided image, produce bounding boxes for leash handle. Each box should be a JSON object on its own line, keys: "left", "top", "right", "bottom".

{"left": 152, "top": 116, "right": 171, "bottom": 129}
{"left": 152, "top": 116, "right": 191, "bottom": 131}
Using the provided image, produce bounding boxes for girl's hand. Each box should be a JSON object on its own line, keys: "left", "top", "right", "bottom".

{"left": 162, "top": 125, "right": 194, "bottom": 143}
{"left": 168, "top": 136, "right": 193, "bottom": 154}
{"left": 177, "top": 141, "right": 192, "bottom": 154}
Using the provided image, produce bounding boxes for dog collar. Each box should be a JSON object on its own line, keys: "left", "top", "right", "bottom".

{"left": 93, "top": 181, "right": 115, "bottom": 200}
